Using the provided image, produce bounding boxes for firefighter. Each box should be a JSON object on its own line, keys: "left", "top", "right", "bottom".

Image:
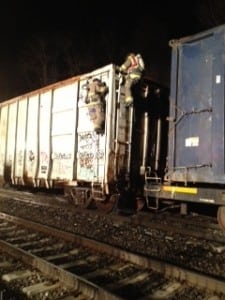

{"left": 118, "top": 53, "right": 145, "bottom": 106}
{"left": 85, "top": 78, "right": 108, "bottom": 104}
{"left": 85, "top": 78, "right": 108, "bottom": 133}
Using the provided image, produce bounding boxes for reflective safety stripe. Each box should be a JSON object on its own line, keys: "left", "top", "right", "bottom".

{"left": 162, "top": 186, "right": 198, "bottom": 194}
{"left": 121, "top": 64, "right": 127, "bottom": 71}
{"left": 125, "top": 96, "right": 133, "bottom": 102}
{"left": 129, "top": 73, "right": 141, "bottom": 79}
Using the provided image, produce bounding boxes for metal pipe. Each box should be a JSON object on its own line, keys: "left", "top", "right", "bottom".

{"left": 140, "top": 112, "right": 149, "bottom": 175}
{"left": 155, "top": 118, "right": 162, "bottom": 171}
{"left": 126, "top": 106, "right": 134, "bottom": 178}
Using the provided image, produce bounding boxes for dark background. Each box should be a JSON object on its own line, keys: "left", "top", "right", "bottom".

{"left": 0, "top": 0, "right": 225, "bottom": 101}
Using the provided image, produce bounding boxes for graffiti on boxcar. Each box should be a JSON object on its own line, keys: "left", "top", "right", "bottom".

{"left": 28, "top": 150, "right": 35, "bottom": 162}
{"left": 77, "top": 132, "right": 104, "bottom": 170}
{"left": 52, "top": 152, "right": 72, "bottom": 160}
{"left": 27, "top": 150, "right": 36, "bottom": 173}
{"left": 51, "top": 151, "right": 73, "bottom": 176}
{"left": 79, "top": 132, "right": 98, "bottom": 150}
{"left": 41, "top": 166, "right": 47, "bottom": 174}
{"left": 96, "top": 149, "right": 104, "bottom": 160}
{"left": 78, "top": 152, "right": 94, "bottom": 169}
{"left": 40, "top": 151, "right": 49, "bottom": 174}
{"left": 40, "top": 151, "right": 49, "bottom": 162}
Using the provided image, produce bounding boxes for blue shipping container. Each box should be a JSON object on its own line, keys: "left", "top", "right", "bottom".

{"left": 166, "top": 24, "right": 225, "bottom": 184}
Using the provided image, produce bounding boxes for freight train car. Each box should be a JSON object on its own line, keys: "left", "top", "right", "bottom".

{"left": 0, "top": 63, "right": 167, "bottom": 212}
{"left": 145, "top": 23, "right": 225, "bottom": 230}
{"left": 3, "top": 24, "right": 225, "bottom": 230}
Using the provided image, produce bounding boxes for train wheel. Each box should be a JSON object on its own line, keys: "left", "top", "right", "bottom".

{"left": 95, "top": 194, "right": 119, "bottom": 213}
{"left": 83, "top": 196, "right": 95, "bottom": 209}
{"left": 217, "top": 206, "right": 225, "bottom": 230}
{"left": 70, "top": 189, "right": 94, "bottom": 209}
{"left": 136, "top": 197, "right": 145, "bottom": 211}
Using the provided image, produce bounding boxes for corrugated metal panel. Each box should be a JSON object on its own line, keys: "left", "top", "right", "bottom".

{"left": 76, "top": 65, "right": 112, "bottom": 183}
{"left": 14, "top": 98, "right": 28, "bottom": 182}
{"left": 6, "top": 103, "right": 17, "bottom": 183}
{"left": 51, "top": 82, "right": 78, "bottom": 180}
{"left": 25, "top": 95, "right": 39, "bottom": 181}
{"left": 37, "top": 91, "right": 52, "bottom": 180}
{"left": 0, "top": 106, "right": 8, "bottom": 178}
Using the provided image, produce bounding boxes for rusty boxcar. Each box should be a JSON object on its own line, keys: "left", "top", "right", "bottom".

{"left": 0, "top": 63, "right": 166, "bottom": 212}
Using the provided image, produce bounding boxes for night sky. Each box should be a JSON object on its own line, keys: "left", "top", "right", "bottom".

{"left": 0, "top": 1, "right": 223, "bottom": 100}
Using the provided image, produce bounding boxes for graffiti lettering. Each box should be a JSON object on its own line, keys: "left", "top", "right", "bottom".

{"left": 96, "top": 149, "right": 104, "bottom": 159}
{"left": 52, "top": 152, "right": 72, "bottom": 160}
{"left": 41, "top": 165, "right": 47, "bottom": 174}
{"left": 40, "top": 151, "right": 48, "bottom": 163}
{"left": 79, "top": 132, "right": 98, "bottom": 143}
{"left": 28, "top": 150, "right": 35, "bottom": 162}
{"left": 78, "top": 132, "right": 99, "bottom": 151}
{"left": 78, "top": 152, "right": 94, "bottom": 169}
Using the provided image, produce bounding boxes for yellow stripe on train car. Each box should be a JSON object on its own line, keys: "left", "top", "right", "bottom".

{"left": 162, "top": 186, "right": 197, "bottom": 194}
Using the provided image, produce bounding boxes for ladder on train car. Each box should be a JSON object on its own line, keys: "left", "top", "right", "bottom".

{"left": 144, "top": 166, "right": 162, "bottom": 209}
{"left": 91, "top": 181, "right": 106, "bottom": 201}
{"left": 114, "top": 72, "right": 134, "bottom": 187}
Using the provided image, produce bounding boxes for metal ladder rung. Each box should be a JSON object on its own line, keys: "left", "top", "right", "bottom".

{"left": 145, "top": 176, "right": 161, "bottom": 192}
{"left": 144, "top": 186, "right": 161, "bottom": 192}
{"left": 92, "top": 182, "right": 105, "bottom": 201}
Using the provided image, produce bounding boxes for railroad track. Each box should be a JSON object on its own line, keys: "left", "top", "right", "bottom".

{"left": 1, "top": 187, "right": 225, "bottom": 243}
{"left": 0, "top": 212, "right": 224, "bottom": 299}
{"left": 1, "top": 189, "right": 225, "bottom": 276}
